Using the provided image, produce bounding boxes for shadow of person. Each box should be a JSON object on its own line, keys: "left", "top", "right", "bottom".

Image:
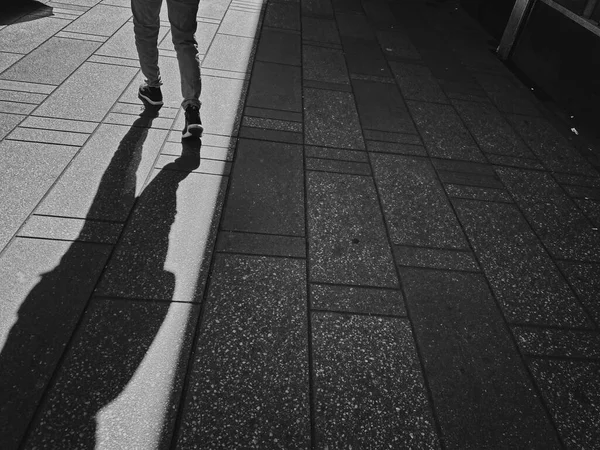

{"left": 0, "top": 1, "right": 53, "bottom": 25}
{"left": 0, "top": 107, "right": 201, "bottom": 449}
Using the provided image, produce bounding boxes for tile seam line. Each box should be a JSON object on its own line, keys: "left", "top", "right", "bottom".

{"left": 214, "top": 249, "right": 306, "bottom": 260}
{"left": 2, "top": 138, "right": 83, "bottom": 147}
{"left": 28, "top": 213, "right": 126, "bottom": 224}
{"left": 218, "top": 228, "right": 305, "bottom": 238}
{"left": 311, "top": 308, "right": 408, "bottom": 320}
{"left": 338, "top": 8, "right": 447, "bottom": 449}
{"left": 13, "top": 235, "right": 115, "bottom": 246}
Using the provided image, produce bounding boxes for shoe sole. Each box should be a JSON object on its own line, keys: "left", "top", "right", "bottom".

{"left": 138, "top": 92, "right": 164, "bottom": 106}
{"left": 182, "top": 124, "right": 204, "bottom": 139}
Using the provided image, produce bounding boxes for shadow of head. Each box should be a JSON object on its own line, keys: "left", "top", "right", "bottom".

{"left": 0, "top": 1, "right": 53, "bottom": 25}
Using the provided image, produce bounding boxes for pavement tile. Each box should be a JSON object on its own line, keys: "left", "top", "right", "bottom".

{"left": 454, "top": 199, "right": 593, "bottom": 327}
{"left": 202, "top": 34, "right": 256, "bottom": 73}
{"left": 264, "top": 1, "right": 300, "bottom": 30}
{"left": 219, "top": 8, "right": 263, "bottom": 38}
{"left": 508, "top": 115, "right": 596, "bottom": 176}
{"left": 97, "top": 161, "right": 225, "bottom": 302}
{"left": 304, "top": 88, "right": 365, "bottom": 149}
{"left": 300, "top": 0, "right": 334, "bottom": 17}
{"left": 7, "top": 127, "right": 88, "bottom": 146}
{"left": 0, "top": 140, "right": 77, "bottom": 251}
{"left": 371, "top": 153, "right": 467, "bottom": 248}
{"left": 0, "top": 112, "right": 22, "bottom": 140}
{"left": 514, "top": 327, "right": 600, "bottom": 359}
{"left": 24, "top": 298, "right": 198, "bottom": 450}
{"left": 176, "top": 254, "right": 310, "bottom": 449}
{"left": 301, "top": 17, "right": 339, "bottom": 44}
{"left": 331, "top": 0, "right": 362, "bottom": 13}
{"left": 256, "top": 27, "right": 301, "bottom": 66}
{"left": 98, "top": 22, "right": 167, "bottom": 60}
{"left": 364, "top": 129, "right": 422, "bottom": 144}
{"left": 437, "top": 170, "right": 504, "bottom": 189}
{"left": 487, "top": 90, "right": 541, "bottom": 117}
{"left": 0, "top": 89, "right": 46, "bottom": 103}
{"left": 155, "top": 154, "right": 231, "bottom": 176}
{"left": 246, "top": 61, "right": 301, "bottom": 112}
{"left": 553, "top": 173, "right": 600, "bottom": 189}
{"left": 563, "top": 184, "right": 600, "bottom": 201}
{"left": 238, "top": 125, "right": 303, "bottom": 144}
{"left": 575, "top": 199, "right": 600, "bottom": 228}
{"left": 362, "top": 1, "right": 396, "bottom": 25}
{"left": 393, "top": 245, "right": 479, "bottom": 271}
{"left": 310, "top": 284, "right": 406, "bottom": 316}
{"left": 390, "top": 61, "right": 448, "bottom": 104}
{"left": 559, "top": 262, "right": 600, "bottom": 326}
{"left": 0, "top": 100, "right": 36, "bottom": 115}
{"left": 303, "top": 45, "right": 349, "bottom": 84}
{"left": 221, "top": 139, "right": 305, "bottom": 235}
{"left": 366, "top": 140, "right": 428, "bottom": 156}
{"left": 445, "top": 184, "right": 513, "bottom": 203}
{"left": 306, "top": 157, "right": 370, "bottom": 176}
{"left": 197, "top": 0, "right": 230, "bottom": 20}
{"left": 33, "top": 62, "right": 137, "bottom": 122}
{"left": 529, "top": 359, "right": 600, "bottom": 450}
{"left": 307, "top": 171, "right": 398, "bottom": 287}
{"left": 242, "top": 116, "right": 302, "bottom": 132}
{"left": 400, "top": 269, "right": 562, "bottom": 449}
{"left": 488, "top": 153, "right": 545, "bottom": 170}
{"left": 0, "top": 16, "right": 70, "bottom": 54}
{"left": 0, "top": 52, "right": 22, "bottom": 73}
{"left": 18, "top": 215, "right": 123, "bottom": 244}
{"left": 335, "top": 13, "right": 375, "bottom": 40}
{"left": 0, "top": 238, "right": 111, "bottom": 450}
{"left": 453, "top": 99, "right": 536, "bottom": 157}
{"left": 303, "top": 79, "right": 351, "bottom": 92}
{"left": 55, "top": 30, "right": 108, "bottom": 42}
{"left": 244, "top": 105, "right": 302, "bottom": 122}
{"left": 216, "top": 230, "right": 305, "bottom": 258}
{"left": 352, "top": 79, "right": 416, "bottom": 134}
{"left": 342, "top": 36, "right": 391, "bottom": 78}
{"left": 0, "top": 37, "right": 99, "bottom": 85}
{"left": 0, "top": 79, "right": 55, "bottom": 94}
{"left": 312, "top": 313, "right": 440, "bottom": 449}
{"left": 305, "top": 145, "right": 368, "bottom": 162}
{"left": 19, "top": 116, "right": 97, "bottom": 133}
{"left": 407, "top": 100, "right": 485, "bottom": 162}
{"left": 37, "top": 123, "right": 166, "bottom": 221}
{"left": 63, "top": 4, "right": 131, "bottom": 36}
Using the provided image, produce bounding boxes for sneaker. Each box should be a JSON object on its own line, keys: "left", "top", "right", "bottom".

{"left": 138, "top": 84, "right": 163, "bottom": 106}
{"left": 182, "top": 105, "right": 203, "bottom": 138}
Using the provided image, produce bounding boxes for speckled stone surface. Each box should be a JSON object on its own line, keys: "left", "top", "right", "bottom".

{"left": 303, "top": 45, "right": 349, "bottom": 85}
{"left": 216, "top": 230, "right": 306, "bottom": 258}
{"left": 366, "top": 140, "right": 427, "bottom": 156}
{"left": 201, "top": 34, "right": 256, "bottom": 73}
{"left": 0, "top": 16, "right": 69, "bottom": 54}
{"left": 312, "top": 313, "right": 440, "bottom": 449}
{"left": 305, "top": 145, "right": 368, "bottom": 162}
{"left": 24, "top": 298, "right": 199, "bottom": 450}
{"left": 310, "top": 283, "right": 406, "bottom": 316}
{"left": 302, "top": 17, "right": 340, "bottom": 44}
{"left": 307, "top": 157, "right": 371, "bottom": 176}
{"left": 307, "top": 171, "right": 398, "bottom": 287}
{"left": 514, "top": 326, "right": 600, "bottom": 359}
{"left": 454, "top": 199, "right": 593, "bottom": 327}
{"left": 256, "top": 27, "right": 301, "bottom": 66}
{"left": 371, "top": 153, "right": 467, "bottom": 248}
{"left": 529, "top": 359, "right": 600, "bottom": 450}
{"left": 335, "top": 13, "right": 375, "bottom": 40}
{"left": 390, "top": 61, "right": 448, "bottom": 104}
{"left": 18, "top": 215, "right": 123, "bottom": 244}
{"left": 304, "top": 88, "right": 365, "bottom": 149}
{"left": 247, "top": 61, "right": 302, "bottom": 112}
{"left": 444, "top": 184, "right": 513, "bottom": 202}
{"left": 400, "top": 269, "right": 561, "bottom": 450}
{"left": 558, "top": 262, "right": 600, "bottom": 326}
{"left": 393, "top": 245, "right": 479, "bottom": 271}
{"left": 0, "top": 112, "right": 22, "bottom": 140}
{"left": 264, "top": 1, "right": 300, "bottom": 30}
{"left": 176, "top": 254, "right": 310, "bottom": 449}
{"left": 377, "top": 30, "right": 421, "bottom": 59}
{"left": 63, "top": 4, "right": 131, "bottom": 36}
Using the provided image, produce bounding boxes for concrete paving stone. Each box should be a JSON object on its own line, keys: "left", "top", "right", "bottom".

{"left": 335, "top": 13, "right": 375, "bottom": 40}
{"left": 0, "top": 112, "right": 23, "bottom": 140}
{"left": 400, "top": 268, "right": 562, "bottom": 450}
{"left": 559, "top": 262, "right": 600, "bottom": 326}
{"left": 0, "top": 52, "right": 22, "bottom": 73}
{"left": 192, "top": 22, "right": 219, "bottom": 56}
{"left": 529, "top": 359, "right": 600, "bottom": 450}
{"left": 487, "top": 153, "right": 545, "bottom": 170}
{"left": 176, "top": 254, "right": 310, "bottom": 449}
{"left": 445, "top": 184, "right": 513, "bottom": 203}
{"left": 408, "top": 100, "right": 485, "bottom": 162}
{"left": 311, "top": 283, "right": 406, "bottom": 316}
{"left": 0, "top": 140, "right": 77, "bottom": 251}
{"left": 0, "top": 79, "right": 55, "bottom": 94}
{"left": 372, "top": 153, "right": 467, "bottom": 248}
{"left": 244, "top": 105, "right": 302, "bottom": 122}
{"left": 553, "top": 173, "right": 600, "bottom": 188}
{"left": 352, "top": 79, "right": 416, "bottom": 134}
{"left": 238, "top": 125, "right": 303, "bottom": 144}
{"left": 364, "top": 129, "right": 422, "bottom": 144}
{"left": 63, "top": 4, "right": 131, "bottom": 36}
{"left": 197, "top": 0, "right": 231, "bottom": 19}
{"left": 99, "top": 22, "right": 167, "bottom": 60}
{"left": 305, "top": 145, "right": 368, "bottom": 162}
{"left": 345, "top": 54, "right": 392, "bottom": 77}
{"left": 37, "top": 124, "right": 166, "bottom": 221}
{"left": 24, "top": 298, "right": 198, "bottom": 450}
{"left": 303, "top": 79, "right": 351, "bottom": 92}
{"left": 7, "top": 127, "right": 89, "bottom": 147}
{"left": 264, "top": 1, "right": 300, "bottom": 30}
{"left": 246, "top": 61, "right": 301, "bottom": 112}
{"left": 97, "top": 164, "right": 225, "bottom": 302}
{"left": 221, "top": 139, "right": 304, "bottom": 235}
{"left": 216, "top": 230, "right": 306, "bottom": 257}
{"left": 366, "top": 140, "right": 428, "bottom": 156}
{"left": 497, "top": 167, "right": 600, "bottom": 262}
{"left": 0, "top": 100, "right": 35, "bottom": 115}
{"left": 390, "top": 61, "right": 448, "bottom": 104}
{"left": 440, "top": 79, "right": 487, "bottom": 97}
{"left": 19, "top": 116, "right": 97, "bottom": 133}
{"left": 437, "top": 169, "right": 505, "bottom": 189}
{"left": 18, "top": 215, "right": 123, "bottom": 244}
{"left": 331, "top": 0, "right": 361, "bottom": 13}
{"left": 312, "top": 313, "right": 440, "bottom": 449}
{"left": 446, "top": 90, "right": 491, "bottom": 103}
{"left": 513, "top": 327, "right": 600, "bottom": 359}
{"left": 304, "top": 88, "right": 365, "bottom": 149}
{"left": 563, "top": 184, "right": 600, "bottom": 201}
{"left": 104, "top": 111, "right": 174, "bottom": 129}
{"left": 0, "top": 16, "right": 69, "bottom": 54}
{"left": 219, "top": 8, "right": 262, "bottom": 38}
{"left": 454, "top": 199, "right": 593, "bottom": 327}
{"left": 303, "top": 45, "right": 349, "bottom": 84}
{"left": 307, "top": 171, "right": 398, "bottom": 287}
{"left": 88, "top": 53, "right": 139, "bottom": 66}
{"left": 112, "top": 101, "right": 178, "bottom": 119}
{"left": 52, "top": 0, "right": 100, "bottom": 6}
{"left": 155, "top": 154, "right": 231, "bottom": 176}
{"left": 201, "top": 34, "right": 256, "bottom": 73}
{"left": 256, "top": 27, "right": 301, "bottom": 66}
{"left": 341, "top": 36, "right": 391, "bottom": 77}
{"left": 0, "top": 37, "right": 99, "bottom": 85}
{"left": 430, "top": 157, "right": 495, "bottom": 175}
{"left": 301, "top": 16, "right": 339, "bottom": 44}
{"left": 0, "top": 238, "right": 111, "bottom": 450}
{"left": 33, "top": 62, "right": 137, "bottom": 122}
{"left": 242, "top": 115, "right": 302, "bottom": 132}
{"left": 393, "top": 245, "right": 479, "bottom": 271}
{"left": 306, "top": 157, "right": 371, "bottom": 176}
{"left": 575, "top": 199, "right": 600, "bottom": 228}
{"left": 362, "top": 0, "right": 395, "bottom": 25}
{"left": 0, "top": 89, "right": 46, "bottom": 103}
{"left": 487, "top": 90, "right": 541, "bottom": 117}
{"left": 453, "top": 99, "right": 536, "bottom": 157}
{"left": 301, "top": 0, "right": 334, "bottom": 17}
{"left": 55, "top": 30, "right": 108, "bottom": 42}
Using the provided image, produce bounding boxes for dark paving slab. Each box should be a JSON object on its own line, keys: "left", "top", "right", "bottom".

{"left": 487, "top": 153, "right": 545, "bottom": 170}
{"left": 302, "top": 16, "right": 340, "bottom": 44}
{"left": 366, "top": 140, "right": 427, "bottom": 156}
{"left": 514, "top": 326, "right": 600, "bottom": 359}
{"left": 307, "top": 171, "right": 398, "bottom": 287}
{"left": 312, "top": 313, "right": 440, "bottom": 448}
{"left": 444, "top": 184, "right": 513, "bottom": 203}
{"left": 256, "top": 27, "right": 301, "bottom": 66}
{"left": 473, "top": 73, "right": 541, "bottom": 119}
{"left": 407, "top": 100, "right": 486, "bottom": 162}
{"left": 242, "top": 116, "right": 302, "bottom": 132}
{"left": 300, "top": 0, "right": 334, "bottom": 17}
{"left": 575, "top": 199, "right": 600, "bottom": 228}
{"left": 558, "top": 262, "right": 600, "bottom": 326}
{"left": 529, "top": 359, "right": 600, "bottom": 450}
{"left": 454, "top": 199, "right": 593, "bottom": 327}
{"left": 18, "top": 215, "right": 122, "bottom": 244}
{"left": 352, "top": 79, "right": 416, "bottom": 134}
{"left": 239, "top": 125, "right": 303, "bottom": 144}
{"left": 63, "top": 4, "right": 131, "bottom": 36}
{"left": 393, "top": 245, "right": 479, "bottom": 272}
{"left": 0, "top": 16, "right": 70, "bottom": 54}
{"left": 310, "top": 283, "right": 406, "bottom": 316}
{"left": 306, "top": 157, "right": 370, "bottom": 176}
{"left": 377, "top": 29, "right": 421, "bottom": 60}
{"left": 303, "top": 79, "right": 351, "bottom": 92}
{"left": 390, "top": 61, "right": 448, "bottom": 104}
{"left": 304, "top": 88, "right": 365, "bottom": 149}
{"left": 497, "top": 167, "right": 600, "bottom": 262}
{"left": 400, "top": 268, "right": 561, "bottom": 449}
{"left": 24, "top": 298, "right": 198, "bottom": 450}
{"left": 246, "top": 61, "right": 302, "bottom": 112}
{"left": 175, "top": 254, "right": 310, "bottom": 449}
{"left": 437, "top": 169, "right": 504, "bottom": 190}
{"left": 364, "top": 129, "right": 422, "bottom": 145}
{"left": 244, "top": 105, "right": 302, "bottom": 122}
{"left": 335, "top": 13, "right": 375, "bottom": 40}
{"left": 305, "top": 145, "right": 367, "bottom": 162}
{"left": 216, "top": 230, "right": 306, "bottom": 258}
{"left": 221, "top": 139, "right": 304, "bottom": 236}
{"left": 371, "top": 153, "right": 467, "bottom": 249}
{"left": 303, "top": 45, "right": 349, "bottom": 84}
{"left": 264, "top": 1, "right": 300, "bottom": 30}
{"left": 0, "top": 112, "right": 22, "bottom": 140}
{"left": 0, "top": 238, "right": 111, "bottom": 450}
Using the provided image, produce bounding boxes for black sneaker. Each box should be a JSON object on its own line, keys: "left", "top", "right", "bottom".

{"left": 182, "top": 105, "right": 203, "bottom": 138}
{"left": 138, "top": 84, "right": 163, "bottom": 106}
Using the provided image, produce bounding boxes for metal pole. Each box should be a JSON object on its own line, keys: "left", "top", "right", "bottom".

{"left": 497, "top": 0, "right": 536, "bottom": 60}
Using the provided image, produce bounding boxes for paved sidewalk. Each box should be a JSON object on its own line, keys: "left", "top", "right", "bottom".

{"left": 1, "top": 0, "right": 600, "bottom": 448}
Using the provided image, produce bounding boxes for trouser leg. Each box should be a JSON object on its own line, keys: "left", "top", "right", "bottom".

{"left": 131, "top": 0, "right": 163, "bottom": 87}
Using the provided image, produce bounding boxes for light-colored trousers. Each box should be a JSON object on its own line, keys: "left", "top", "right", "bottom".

{"left": 131, "top": 0, "right": 201, "bottom": 108}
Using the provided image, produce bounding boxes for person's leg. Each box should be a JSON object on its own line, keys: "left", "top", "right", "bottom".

{"left": 166, "top": 0, "right": 201, "bottom": 109}
{"left": 131, "top": 0, "right": 163, "bottom": 90}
